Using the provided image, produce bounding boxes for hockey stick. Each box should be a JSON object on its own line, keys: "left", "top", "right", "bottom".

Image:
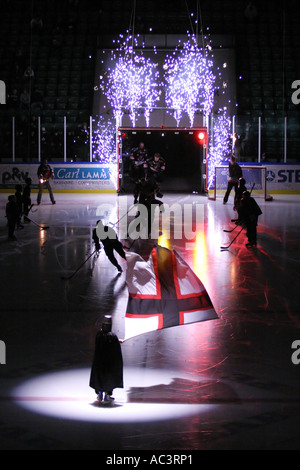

{"left": 28, "top": 203, "right": 38, "bottom": 214}
{"left": 123, "top": 237, "right": 137, "bottom": 251}
{"left": 109, "top": 205, "right": 134, "bottom": 227}
{"left": 223, "top": 224, "right": 238, "bottom": 233}
{"left": 249, "top": 182, "right": 255, "bottom": 194}
{"left": 26, "top": 217, "right": 50, "bottom": 230}
{"left": 61, "top": 249, "right": 97, "bottom": 280}
{"left": 223, "top": 182, "right": 256, "bottom": 234}
{"left": 27, "top": 203, "right": 34, "bottom": 213}
{"left": 221, "top": 226, "right": 244, "bottom": 250}
{"left": 22, "top": 203, "right": 46, "bottom": 227}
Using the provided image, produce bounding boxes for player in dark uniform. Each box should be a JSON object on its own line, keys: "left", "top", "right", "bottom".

{"left": 130, "top": 142, "right": 148, "bottom": 183}
{"left": 232, "top": 177, "right": 247, "bottom": 223}
{"left": 22, "top": 177, "right": 32, "bottom": 223}
{"left": 6, "top": 195, "right": 18, "bottom": 240}
{"left": 92, "top": 220, "right": 127, "bottom": 273}
{"left": 144, "top": 152, "right": 166, "bottom": 197}
{"left": 133, "top": 177, "right": 164, "bottom": 237}
{"left": 223, "top": 155, "right": 243, "bottom": 204}
{"left": 239, "top": 190, "right": 262, "bottom": 247}
{"left": 15, "top": 184, "right": 23, "bottom": 229}
{"left": 37, "top": 159, "right": 56, "bottom": 205}
{"left": 133, "top": 177, "right": 156, "bottom": 205}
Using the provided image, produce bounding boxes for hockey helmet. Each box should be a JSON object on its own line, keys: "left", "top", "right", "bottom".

{"left": 102, "top": 315, "right": 112, "bottom": 332}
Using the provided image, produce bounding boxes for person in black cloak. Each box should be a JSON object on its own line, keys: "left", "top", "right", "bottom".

{"left": 239, "top": 190, "right": 262, "bottom": 247}
{"left": 89, "top": 315, "right": 123, "bottom": 404}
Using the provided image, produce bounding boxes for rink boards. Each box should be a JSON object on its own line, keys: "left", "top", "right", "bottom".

{"left": 209, "top": 162, "right": 300, "bottom": 196}
{"left": 0, "top": 162, "right": 118, "bottom": 193}
{"left": 0, "top": 162, "right": 300, "bottom": 194}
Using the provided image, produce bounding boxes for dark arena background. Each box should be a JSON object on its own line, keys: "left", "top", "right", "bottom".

{"left": 0, "top": 0, "right": 300, "bottom": 454}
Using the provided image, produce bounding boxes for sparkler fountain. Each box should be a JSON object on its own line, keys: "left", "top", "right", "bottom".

{"left": 163, "top": 32, "right": 215, "bottom": 127}
{"left": 94, "top": 24, "right": 233, "bottom": 192}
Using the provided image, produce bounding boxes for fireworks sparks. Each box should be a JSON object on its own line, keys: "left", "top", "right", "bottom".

{"left": 207, "top": 108, "right": 232, "bottom": 189}
{"left": 92, "top": 116, "right": 116, "bottom": 163}
{"left": 94, "top": 31, "right": 232, "bottom": 189}
{"left": 164, "top": 33, "right": 215, "bottom": 127}
{"left": 100, "top": 34, "right": 161, "bottom": 127}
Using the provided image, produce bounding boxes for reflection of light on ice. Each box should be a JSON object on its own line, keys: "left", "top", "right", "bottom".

{"left": 193, "top": 232, "right": 207, "bottom": 281}
{"left": 11, "top": 367, "right": 216, "bottom": 423}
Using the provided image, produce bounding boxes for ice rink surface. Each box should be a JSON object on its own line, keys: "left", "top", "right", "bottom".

{"left": 0, "top": 190, "right": 299, "bottom": 450}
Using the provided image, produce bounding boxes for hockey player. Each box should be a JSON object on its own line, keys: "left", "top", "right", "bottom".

{"left": 37, "top": 159, "right": 56, "bottom": 205}
{"left": 92, "top": 220, "right": 127, "bottom": 273}
{"left": 22, "top": 177, "right": 32, "bottom": 223}
{"left": 6, "top": 195, "right": 18, "bottom": 240}
{"left": 223, "top": 155, "right": 243, "bottom": 204}
{"left": 133, "top": 177, "right": 164, "bottom": 237}
{"left": 130, "top": 142, "right": 148, "bottom": 182}
{"left": 145, "top": 152, "right": 166, "bottom": 197}
{"left": 239, "top": 190, "right": 262, "bottom": 247}
{"left": 232, "top": 177, "right": 247, "bottom": 223}
{"left": 15, "top": 184, "right": 23, "bottom": 229}
{"left": 133, "top": 177, "right": 157, "bottom": 205}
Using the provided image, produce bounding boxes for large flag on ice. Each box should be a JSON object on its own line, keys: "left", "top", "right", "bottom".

{"left": 124, "top": 245, "right": 217, "bottom": 340}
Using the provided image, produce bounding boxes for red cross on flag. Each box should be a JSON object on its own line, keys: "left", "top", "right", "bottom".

{"left": 124, "top": 245, "right": 217, "bottom": 340}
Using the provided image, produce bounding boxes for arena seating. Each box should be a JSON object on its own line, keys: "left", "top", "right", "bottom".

{"left": 0, "top": 0, "right": 299, "bottom": 161}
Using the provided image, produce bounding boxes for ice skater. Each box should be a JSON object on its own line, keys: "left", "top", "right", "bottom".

{"left": 223, "top": 155, "right": 243, "bottom": 204}
{"left": 89, "top": 315, "right": 123, "bottom": 405}
{"left": 22, "top": 177, "right": 32, "bottom": 223}
{"left": 144, "top": 152, "right": 166, "bottom": 197}
{"left": 130, "top": 141, "right": 148, "bottom": 183}
{"left": 133, "top": 176, "right": 157, "bottom": 205}
{"left": 6, "top": 195, "right": 18, "bottom": 240}
{"left": 37, "top": 159, "right": 56, "bottom": 205}
{"left": 92, "top": 220, "right": 127, "bottom": 273}
{"left": 133, "top": 177, "right": 164, "bottom": 237}
{"left": 239, "top": 190, "right": 262, "bottom": 247}
{"left": 232, "top": 177, "right": 247, "bottom": 223}
{"left": 15, "top": 184, "right": 24, "bottom": 229}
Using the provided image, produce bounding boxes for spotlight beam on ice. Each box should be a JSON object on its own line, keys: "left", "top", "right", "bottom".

{"left": 11, "top": 367, "right": 216, "bottom": 423}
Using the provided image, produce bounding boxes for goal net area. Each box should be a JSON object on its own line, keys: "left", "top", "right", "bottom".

{"left": 209, "top": 165, "right": 267, "bottom": 201}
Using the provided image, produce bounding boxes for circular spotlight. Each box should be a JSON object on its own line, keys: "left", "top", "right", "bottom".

{"left": 11, "top": 367, "right": 216, "bottom": 423}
